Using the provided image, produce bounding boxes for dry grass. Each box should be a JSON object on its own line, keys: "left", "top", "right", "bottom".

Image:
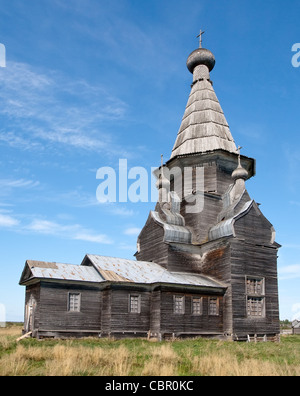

{"left": 191, "top": 349, "right": 300, "bottom": 376}
{"left": 0, "top": 326, "right": 299, "bottom": 376}
{"left": 141, "top": 344, "right": 179, "bottom": 376}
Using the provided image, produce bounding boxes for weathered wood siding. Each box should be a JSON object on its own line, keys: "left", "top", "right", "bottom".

{"left": 199, "top": 240, "right": 233, "bottom": 334}
{"left": 167, "top": 246, "right": 202, "bottom": 273}
{"left": 230, "top": 204, "right": 279, "bottom": 337}
{"left": 38, "top": 282, "right": 101, "bottom": 332}
{"left": 159, "top": 290, "right": 223, "bottom": 336}
{"left": 183, "top": 194, "right": 222, "bottom": 244}
{"left": 181, "top": 164, "right": 231, "bottom": 244}
{"left": 136, "top": 213, "right": 168, "bottom": 267}
{"left": 109, "top": 287, "right": 151, "bottom": 336}
{"left": 101, "top": 288, "right": 111, "bottom": 334}
{"left": 230, "top": 239, "right": 280, "bottom": 337}
{"left": 150, "top": 290, "right": 161, "bottom": 336}
{"left": 234, "top": 205, "right": 273, "bottom": 245}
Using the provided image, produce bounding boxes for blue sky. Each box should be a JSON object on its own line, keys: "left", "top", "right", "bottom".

{"left": 0, "top": 0, "right": 300, "bottom": 321}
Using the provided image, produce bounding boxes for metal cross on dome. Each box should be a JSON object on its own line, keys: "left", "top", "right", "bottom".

{"left": 197, "top": 29, "right": 205, "bottom": 48}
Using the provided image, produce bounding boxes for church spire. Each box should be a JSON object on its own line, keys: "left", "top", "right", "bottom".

{"left": 170, "top": 33, "right": 237, "bottom": 159}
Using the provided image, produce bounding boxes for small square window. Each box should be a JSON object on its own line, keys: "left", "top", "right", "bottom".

{"left": 247, "top": 297, "right": 265, "bottom": 317}
{"left": 174, "top": 295, "right": 185, "bottom": 314}
{"left": 68, "top": 293, "right": 81, "bottom": 312}
{"left": 246, "top": 277, "right": 264, "bottom": 295}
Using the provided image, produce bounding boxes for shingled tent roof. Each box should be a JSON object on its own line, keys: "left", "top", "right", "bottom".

{"left": 171, "top": 46, "right": 237, "bottom": 159}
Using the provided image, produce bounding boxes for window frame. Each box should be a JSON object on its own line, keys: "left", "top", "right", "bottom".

{"left": 191, "top": 297, "right": 203, "bottom": 316}
{"left": 208, "top": 297, "right": 219, "bottom": 316}
{"left": 245, "top": 276, "right": 266, "bottom": 318}
{"left": 247, "top": 296, "right": 265, "bottom": 318}
{"left": 128, "top": 294, "right": 141, "bottom": 314}
{"left": 246, "top": 277, "right": 265, "bottom": 296}
{"left": 68, "top": 292, "right": 81, "bottom": 313}
{"left": 173, "top": 295, "right": 185, "bottom": 315}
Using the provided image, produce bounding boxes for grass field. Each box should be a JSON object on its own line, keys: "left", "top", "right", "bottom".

{"left": 0, "top": 325, "right": 299, "bottom": 376}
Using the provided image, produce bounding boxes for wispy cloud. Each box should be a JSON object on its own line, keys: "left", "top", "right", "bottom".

{"left": 124, "top": 227, "right": 141, "bottom": 236}
{"left": 26, "top": 218, "right": 113, "bottom": 244}
{"left": 0, "top": 178, "right": 40, "bottom": 200}
{"left": 279, "top": 264, "right": 300, "bottom": 280}
{"left": 0, "top": 213, "right": 19, "bottom": 228}
{"left": 0, "top": 61, "right": 128, "bottom": 154}
{"left": 0, "top": 204, "right": 112, "bottom": 244}
{"left": 0, "top": 178, "right": 40, "bottom": 189}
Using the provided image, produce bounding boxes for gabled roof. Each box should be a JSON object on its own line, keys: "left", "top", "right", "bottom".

{"left": 83, "top": 254, "right": 224, "bottom": 288}
{"left": 19, "top": 260, "right": 101, "bottom": 285}
{"left": 292, "top": 320, "right": 300, "bottom": 328}
{"left": 20, "top": 255, "right": 226, "bottom": 291}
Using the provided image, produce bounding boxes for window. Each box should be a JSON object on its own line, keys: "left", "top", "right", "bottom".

{"left": 192, "top": 297, "right": 203, "bottom": 315}
{"left": 247, "top": 297, "right": 265, "bottom": 317}
{"left": 246, "top": 277, "right": 265, "bottom": 318}
{"left": 209, "top": 297, "right": 219, "bottom": 316}
{"left": 129, "top": 295, "right": 141, "bottom": 313}
{"left": 246, "top": 277, "right": 264, "bottom": 295}
{"left": 68, "top": 293, "right": 81, "bottom": 312}
{"left": 173, "top": 295, "right": 185, "bottom": 314}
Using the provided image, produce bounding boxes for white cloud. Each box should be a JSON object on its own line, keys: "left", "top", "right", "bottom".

{"left": 124, "top": 227, "right": 141, "bottom": 236}
{"left": 0, "top": 61, "right": 127, "bottom": 154}
{"left": 0, "top": 214, "right": 19, "bottom": 228}
{"left": 0, "top": 178, "right": 40, "bottom": 201}
{"left": 0, "top": 179, "right": 40, "bottom": 189}
{"left": 26, "top": 218, "right": 112, "bottom": 245}
{"left": 108, "top": 205, "right": 136, "bottom": 217}
{"left": 279, "top": 264, "right": 300, "bottom": 280}
{"left": 74, "top": 233, "right": 112, "bottom": 244}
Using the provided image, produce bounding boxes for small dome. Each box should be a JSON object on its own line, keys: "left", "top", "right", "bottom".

{"left": 187, "top": 48, "right": 216, "bottom": 73}
{"left": 232, "top": 164, "right": 249, "bottom": 181}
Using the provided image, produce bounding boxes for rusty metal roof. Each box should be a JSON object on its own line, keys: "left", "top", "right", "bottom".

{"left": 25, "top": 260, "right": 100, "bottom": 283}
{"left": 21, "top": 256, "right": 225, "bottom": 290}
{"left": 85, "top": 254, "right": 224, "bottom": 288}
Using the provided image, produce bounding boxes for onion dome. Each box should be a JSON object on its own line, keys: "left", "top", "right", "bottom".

{"left": 187, "top": 48, "right": 215, "bottom": 73}
{"left": 232, "top": 148, "right": 249, "bottom": 181}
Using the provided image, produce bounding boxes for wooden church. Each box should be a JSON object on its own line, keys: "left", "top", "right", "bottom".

{"left": 19, "top": 38, "right": 280, "bottom": 341}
